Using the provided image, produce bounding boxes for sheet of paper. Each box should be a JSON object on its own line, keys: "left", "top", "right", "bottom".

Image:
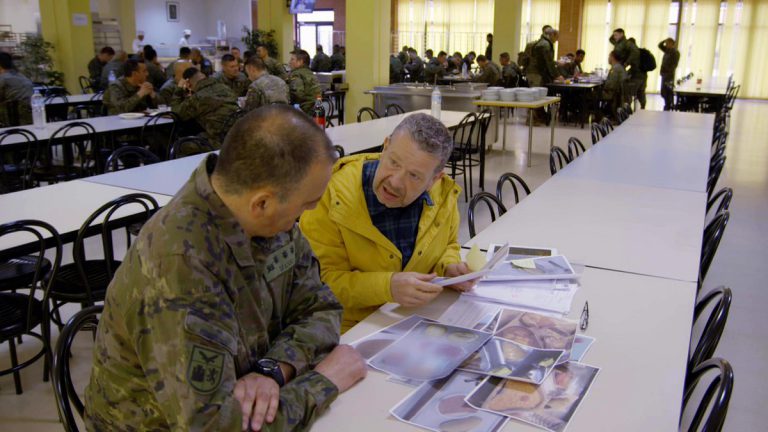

{"left": 438, "top": 296, "right": 501, "bottom": 331}
{"left": 464, "top": 282, "right": 580, "bottom": 315}
{"left": 570, "top": 335, "right": 596, "bottom": 363}
{"left": 433, "top": 242, "right": 509, "bottom": 287}
{"left": 486, "top": 256, "right": 579, "bottom": 281}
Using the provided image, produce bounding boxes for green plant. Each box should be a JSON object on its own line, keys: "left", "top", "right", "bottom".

{"left": 17, "top": 35, "right": 64, "bottom": 86}
{"left": 241, "top": 26, "right": 279, "bottom": 58}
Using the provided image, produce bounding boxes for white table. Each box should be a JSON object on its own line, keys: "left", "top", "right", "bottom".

{"left": 0, "top": 180, "right": 172, "bottom": 253}
{"left": 557, "top": 123, "right": 712, "bottom": 193}
{"left": 468, "top": 176, "right": 706, "bottom": 282}
{"left": 0, "top": 115, "right": 171, "bottom": 145}
{"left": 674, "top": 82, "right": 729, "bottom": 98}
{"left": 45, "top": 94, "right": 101, "bottom": 105}
{"left": 326, "top": 109, "right": 471, "bottom": 155}
{"left": 622, "top": 110, "right": 715, "bottom": 129}
{"left": 313, "top": 267, "right": 696, "bottom": 432}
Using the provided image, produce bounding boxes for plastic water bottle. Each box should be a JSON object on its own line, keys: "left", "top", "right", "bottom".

{"left": 431, "top": 85, "right": 442, "bottom": 120}
{"left": 461, "top": 62, "right": 468, "bottom": 78}
{"left": 293, "top": 103, "right": 302, "bottom": 111}
{"left": 31, "top": 90, "right": 46, "bottom": 129}
{"left": 108, "top": 70, "right": 116, "bottom": 83}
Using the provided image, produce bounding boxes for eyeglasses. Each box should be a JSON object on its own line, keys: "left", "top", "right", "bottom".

{"left": 580, "top": 301, "right": 589, "bottom": 331}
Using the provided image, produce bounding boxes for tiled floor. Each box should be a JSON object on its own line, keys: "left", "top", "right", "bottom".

{"left": 1, "top": 95, "right": 765, "bottom": 431}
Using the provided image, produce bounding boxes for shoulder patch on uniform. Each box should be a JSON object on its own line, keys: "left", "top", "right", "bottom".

{"left": 187, "top": 344, "right": 225, "bottom": 394}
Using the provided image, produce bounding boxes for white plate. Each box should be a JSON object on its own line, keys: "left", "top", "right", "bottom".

{"left": 118, "top": 112, "right": 145, "bottom": 120}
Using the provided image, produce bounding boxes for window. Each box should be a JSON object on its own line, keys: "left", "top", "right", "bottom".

{"left": 296, "top": 10, "right": 335, "bottom": 58}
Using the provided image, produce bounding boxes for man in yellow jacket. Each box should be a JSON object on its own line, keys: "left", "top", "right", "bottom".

{"left": 300, "top": 113, "right": 474, "bottom": 332}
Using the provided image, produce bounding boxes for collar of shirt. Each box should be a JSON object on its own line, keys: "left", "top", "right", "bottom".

{"left": 362, "top": 160, "right": 433, "bottom": 215}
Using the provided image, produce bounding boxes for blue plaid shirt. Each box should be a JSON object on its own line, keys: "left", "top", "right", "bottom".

{"left": 362, "top": 160, "right": 433, "bottom": 269}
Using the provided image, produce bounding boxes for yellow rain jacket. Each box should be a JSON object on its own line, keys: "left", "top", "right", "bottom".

{"left": 299, "top": 153, "right": 462, "bottom": 332}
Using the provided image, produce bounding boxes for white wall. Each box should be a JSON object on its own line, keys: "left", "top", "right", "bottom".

{"left": 0, "top": 0, "right": 40, "bottom": 34}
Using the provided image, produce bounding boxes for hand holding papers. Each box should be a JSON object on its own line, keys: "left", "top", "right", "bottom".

{"left": 432, "top": 243, "right": 510, "bottom": 287}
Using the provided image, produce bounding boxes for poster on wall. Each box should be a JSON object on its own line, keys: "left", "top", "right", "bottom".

{"left": 166, "top": 2, "right": 180, "bottom": 22}
{"left": 290, "top": 0, "right": 316, "bottom": 14}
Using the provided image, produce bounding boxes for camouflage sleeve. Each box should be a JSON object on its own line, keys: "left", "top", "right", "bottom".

{"left": 265, "top": 230, "right": 343, "bottom": 374}
{"left": 171, "top": 93, "right": 202, "bottom": 121}
{"left": 104, "top": 84, "right": 144, "bottom": 114}
{"left": 434, "top": 196, "right": 462, "bottom": 275}
{"left": 129, "top": 254, "right": 241, "bottom": 431}
{"left": 244, "top": 85, "right": 267, "bottom": 112}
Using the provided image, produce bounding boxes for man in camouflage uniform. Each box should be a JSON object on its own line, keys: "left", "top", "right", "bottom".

{"left": 191, "top": 48, "right": 214, "bottom": 76}
{"left": 166, "top": 47, "right": 192, "bottom": 79}
{"left": 0, "top": 52, "right": 33, "bottom": 126}
{"left": 658, "top": 38, "right": 680, "bottom": 111}
{"left": 499, "top": 52, "right": 520, "bottom": 87}
{"left": 609, "top": 29, "right": 631, "bottom": 72}
{"left": 528, "top": 28, "right": 562, "bottom": 87}
{"left": 397, "top": 46, "right": 410, "bottom": 68}
{"left": 330, "top": 45, "right": 345, "bottom": 71}
{"left": 84, "top": 105, "right": 367, "bottom": 432}
{"left": 257, "top": 45, "right": 287, "bottom": 80}
{"left": 405, "top": 48, "right": 424, "bottom": 82}
{"left": 288, "top": 50, "right": 321, "bottom": 114}
{"left": 389, "top": 54, "right": 404, "bottom": 84}
{"left": 310, "top": 45, "right": 333, "bottom": 73}
{"left": 214, "top": 53, "right": 251, "bottom": 97}
{"left": 244, "top": 57, "right": 289, "bottom": 112}
{"left": 103, "top": 59, "right": 158, "bottom": 115}
{"left": 171, "top": 67, "right": 239, "bottom": 148}
{"left": 424, "top": 51, "right": 447, "bottom": 85}
{"left": 87, "top": 46, "right": 115, "bottom": 91}
{"left": 473, "top": 54, "right": 502, "bottom": 86}
{"left": 157, "top": 61, "right": 193, "bottom": 105}
{"left": 626, "top": 37, "right": 647, "bottom": 109}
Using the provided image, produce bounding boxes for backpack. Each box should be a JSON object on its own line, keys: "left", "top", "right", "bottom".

{"left": 639, "top": 48, "right": 657, "bottom": 72}
{"left": 520, "top": 40, "right": 536, "bottom": 70}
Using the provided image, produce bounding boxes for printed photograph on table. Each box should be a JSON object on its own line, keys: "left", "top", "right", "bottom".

{"left": 369, "top": 322, "right": 492, "bottom": 381}
{"left": 465, "top": 362, "right": 600, "bottom": 432}
{"left": 350, "top": 315, "right": 435, "bottom": 361}
{"left": 459, "top": 337, "right": 564, "bottom": 384}
{"left": 486, "top": 255, "right": 577, "bottom": 281}
{"left": 494, "top": 309, "right": 578, "bottom": 364}
{"left": 391, "top": 370, "right": 508, "bottom": 432}
{"left": 569, "top": 335, "right": 596, "bottom": 363}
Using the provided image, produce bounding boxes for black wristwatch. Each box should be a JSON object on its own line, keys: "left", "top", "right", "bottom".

{"left": 256, "top": 358, "right": 285, "bottom": 387}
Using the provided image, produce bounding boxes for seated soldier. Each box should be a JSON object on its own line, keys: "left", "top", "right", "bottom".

{"left": 288, "top": 50, "right": 321, "bottom": 114}
{"left": 499, "top": 52, "right": 520, "bottom": 87}
{"left": 157, "top": 61, "right": 193, "bottom": 106}
{"left": 424, "top": 51, "right": 448, "bottom": 84}
{"left": 214, "top": 53, "right": 250, "bottom": 97}
{"left": 85, "top": 105, "right": 366, "bottom": 431}
{"left": 474, "top": 54, "right": 502, "bottom": 85}
{"left": 103, "top": 59, "right": 158, "bottom": 115}
{"left": 87, "top": 46, "right": 115, "bottom": 91}
{"left": 0, "top": 52, "right": 34, "bottom": 126}
{"left": 171, "top": 67, "right": 239, "bottom": 147}
{"left": 166, "top": 46, "right": 192, "bottom": 79}
{"left": 300, "top": 114, "right": 476, "bottom": 332}
{"left": 602, "top": 50, "right": 627, "bottom": 119}
{"left": 244, "top": 56, "right": 290, "bottom": 111}
{"left": 310, "top": 45, "right": 333, "bottom": 73}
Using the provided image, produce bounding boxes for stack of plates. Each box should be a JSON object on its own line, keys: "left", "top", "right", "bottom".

{"left": 531, "top": 87, "right": 549, "bottom": 99}
{"left": 516, "top": 88, "right": 537, "bottom": 102}
{"left": 500, "top": 88, "right": 517, "bottom": 102}
{"left": 481, "top": 88, "right": 500, "bottom": 101}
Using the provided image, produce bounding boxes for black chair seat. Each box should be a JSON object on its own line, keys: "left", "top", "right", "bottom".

{"left": 0, "top": 293, "right": 43, "bottom": 338}
{"left": 0, "top": 256, "right": 52, "bottom": 291}
{"left": 48, "top": 260, "right": 116, "bottom": 301}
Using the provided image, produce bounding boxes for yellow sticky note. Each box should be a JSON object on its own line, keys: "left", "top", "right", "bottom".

{"left": 466, "top": 244, "right": 487, "bottom": 272}
{"left": 511, "top": 258, "right": 537, "bottom": 269}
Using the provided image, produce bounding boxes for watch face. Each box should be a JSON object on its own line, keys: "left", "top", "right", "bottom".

{"left": 258, "top": 358, "right": 278, "bottom": 371}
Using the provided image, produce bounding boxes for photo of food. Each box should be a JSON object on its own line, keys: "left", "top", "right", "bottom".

{"left": 485, "top": 255, "right": 576, "bottom": 281}
{"left": 570, "top": 335, "right": 596, "bottom": 363}
{"left": 494, "top": 309, "right": 578, "bottom": 364}
{"left": 458, "top": 337, "right": 564, "bottom": 384}
{"left": 369, "top": 322, "right": 492, "bottom": 381}
{"left": 465, "top": 362, "right": 600, "bottom": 432}
{"left": 391, "top": 370, "right": 508, "bottom": 432}
{"left": 351, "top": 315, "right": 435, "bottom": 361}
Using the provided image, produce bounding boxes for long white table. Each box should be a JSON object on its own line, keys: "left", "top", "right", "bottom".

{"left": 0, "top": 114, "right": 171, "bottom": 145}
{"left": 313, "top": 267, "right": 696, "bottom": 432}
{"left": 621, "top": 110, "right": 714, "bottom": 129}
{"left": 45, "top": 94, "right": 101, "bottom": 105}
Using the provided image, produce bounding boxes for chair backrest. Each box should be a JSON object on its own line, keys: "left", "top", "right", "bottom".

{"left": 451, "top": 113, "right": 479, "bottom": 154}
{"left": 44, "top": 95, "right": 70, "bottom": 122}
{"left": 549, "top": 146, "right": 570, "bottom": 175}
{"left": 168, "top": 136, "right": 215, "bottom": 160}
{"left": 689, "top": 286, "right": 732, "bottom": 376}
{"left": 105, "top": 146, "right": 162, "bottom": 172}
{"left": 78, "top": 76, "right": 92, "bottom": 94}
{"left": 599, "top": 117, "right": 614, "bottom": 132}
{"left": 357, "top": 107, "right": 380, "bottom": 122}
{"left": 141, "top": 111, "right": 179, "bottom": 157}
{"left": 0, "top": 219, "right": 63, "bottom": 332}
{"left": 467, "top": 192, "right": 507, "bottom": 237}
{"left": 700, "top": 210, "right": 729, "bottom": 287}
{"left": 590, "top": 122, "right": 604, "bottom": 145}
{"left": 727, "top": 85, "right": 739, "bottom": 110}
{"left": 707, "top": 155, "right": 726, "bottom": 200}
{"left": 681, "top": 357, "right": 734, "bottom": 432}
{"left": 615, "top": 107, "right": 627, "bottom": 123}
{"left": 706, "top": 187, "right": 733, "bottom": 218}
{"left": 495, "top": 172, "right": 530, "bottom": 207}
{"left": 321, "top": 97, "right": 335, "bottom": 128}
{"left": 52, "top": 305, "right": 103, "bottom": 432}
{"left": 567, "top": 137, "right": 586, "bottom": 160}
{"left": 385, "top": 104, "right": 406, "bottom": 117}
{"left": 474, "top": 108, "right": 494, "bottom": 149}
{"left": 90, "top": 91, "right": 104, "bottom": 102}
{"left": 72, "top": 193, "right": 159, "bottom": 301}
{"left": 622, "top": 102, "right": 633, "bottom": 115}
{"left": 333, "top": 145, "right": 345, "bottom": 158}
{"left": 0, "top": 128, "right": 38, "bottom": 192}
{"left": 37, "top": 121, "right": 97, "bottom": 178}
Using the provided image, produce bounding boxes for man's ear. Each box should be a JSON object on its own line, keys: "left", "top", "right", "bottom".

{"left": 382, "top": 136, "right": 390, "bottom": 152}
{"left": 248, "top": 189, "right": 275, "bottom": 217}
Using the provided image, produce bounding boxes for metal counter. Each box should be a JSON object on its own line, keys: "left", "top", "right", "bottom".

{"left": 364, "top": 83, "right": 484, "bottom": 115}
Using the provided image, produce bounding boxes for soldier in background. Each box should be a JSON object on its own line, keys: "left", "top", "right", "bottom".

{"left": 499, "top": 52, "right": 520, "bottom": 87}
{"left": 87, "top": 46, "right": 115, "bottom": 91}
{"left": 100, "top": 50, "right": 128, "bottom": 89}
{"left": 397, "top": 45, "right": 410, "bottom": 68}
{"left": 288, "top": 49, "right": 321, "bottom": 114}
{"left": 142, "top": 45, "right": 167, "bottom": 89}
{"left": 85, "top": 105, "right": 366, "bottom": 431}
{"left": 191, "top": 48, "right": 214, "bottom": 76}
{"left": 0, "top": 52, "right": 33, "bottom": 126}
{"left": 256, "top": 44, "right": 287, "bottom": 80}
{"left": 310, "top": 45, "right": 333, "bottom": 73}
{"left": 165, "top": 46, "right": 192, "bottom": 79}
{"left": 474, "top": 54, "right": 502, "bottom": 86}
{"left": 243, "top": 56, "right": 290, "bottom": 111}
{"left": 330, "top": 44, "right": 345, "bottom": 71}
{"left": 390, "top": 54, "right": 404, "bottom": 84}
{"left": 157, "top": 61, "right": 193, "bottom": 106}
{"left": 405, "top": 48, "right": 424, "bottom": 82}
{"left": 103, "top": 59, "right": 158, "bottom": 115}
{"left": 626, "top": 37, "right": 646, "bottom": 109}
{"left": 171, "top": 67, "right": 239, "bottom": 147}
{"left": 231, "top": 46, "right": 244, "bottom": 71}
{"left": 424, "top": 51, "right": 448, "bottom": 84}
{"left": 658, "top": 38, "right": 680, "bottom": 111}
{"left": 214, "top": 54, "right": 250, "bottom": 97}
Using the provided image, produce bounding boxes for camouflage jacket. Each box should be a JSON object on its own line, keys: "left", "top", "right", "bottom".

{"left": 157, "top": 78, "right": 181, "bottom": 105}
{"left": 146, "top": 61, "right": 168, "bottom": 89}
{"left": 288, "top": 67, "right": 321, "bottom": 114}
{"left": 264, "top": 57, "right": 287, "bottom": 80}
{"left": 103, "top": 77, "right": 157, "bottom": 115}
{"left": 214, "top": 71, "right": 251, "bottom": 97}
{"left": 424, "top": 57, "right": 446, "bottom": 85}
{"left": 244, "top": 73, "right": 290, "bottom": 112}
{"left": 529, "top": 36, "right": 560, "bottom": 83}
{"left": 330, "top": 53, "right": 345, "bottom": 71}
{"left": 603, "top": 62, "right": 627, "bottom": 101}
{"left": 474, "top": 61, "right": 502, "bottom": 86}
{"left": 170, "top": 78, "right": 239, "bottom": 147}
{"left": 84, "top": 155, "right": 342, "bottom": 432}
{"left": 0, "top": 70, "right": 33, "bottom": 126}
{"left": 310, "top": 52, "right": 332, "bottom": 73}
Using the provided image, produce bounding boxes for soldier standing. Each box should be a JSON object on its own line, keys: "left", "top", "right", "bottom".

{"left": 103, "top": 59, "right": 158, "bottom": 115}
{"left": 288, "top": 49, "right": 321, "bottom": 114}
{"left": 214, "top": 54, "right": 251, "bottom": 97}
{"left": 659, "top": 38, "right": 680, "bottom": 111}
{"left": 85, "top": 105, "right": 366, "bottom": 431}
{"left": 243, "top": 57, "right": 290, "bottom": 111}
{"left": 257, "top": 45, "right": 287, "bottom": 80}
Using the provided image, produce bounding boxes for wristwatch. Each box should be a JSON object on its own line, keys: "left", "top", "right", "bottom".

{"left": 256, "top": 358, "right": 285, "bottom": 387}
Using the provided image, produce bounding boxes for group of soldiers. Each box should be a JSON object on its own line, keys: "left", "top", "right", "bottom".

{"left": 93, "top": 45, "right": 322, "bottom": 147}
{"left": 309, "top": 44, "right": 345, "bottom": 73}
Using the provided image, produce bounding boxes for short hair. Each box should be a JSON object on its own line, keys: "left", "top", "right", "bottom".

{"left": 123, "top": 59, "right": 144, "bottom": 77}
{"left": 179, "top": 47, "right": 192, "bottom": 58}
{"left": 542, "top": 25, "right": 552, "bottom": 33}
{"left": 437, "top": 51, "right": 447, "bottom": 57}
{"left": 613, "top": 28, "right": 625, "bottom": 34}
{"left": 243, "top": 50, "right": 254, "bottom": 61}
{"left": 144, "top": 47, "right": 157, "bottom": 62}
{"left": 408, "top": 47, "right": 417, "bottom": 54}
{"left": 487, "top": 33, "right": 493, "bottom": 38}
{"left": 100, "top": 46, "right": 115, "bottom": 56}
{"left": 391, "top": 113, "right": 453, "bottom": 171}
{"left": 453, "top": 52, "right": 462, "bottom": 58}
{"left": 182, "top": 66, "right": 200, "bottom": 80}
{"left": 231, "top": 46, "right": 241, "bottom": 52}
{"left": 628, "top": 37, "right": 636, "bottom": 44}
{"left": 0, "top": 52, "right": 13, "bottom": 69}
{"left": 214, "top": 105, "right": 336, "bottom": 197}
{"left": 468, "top": 51, "right": 476, "bottom": 57}
{"left": 609, "top": 50, "right": 623, "bottom": 63}
{"left": 221, "top": 53, "right": 236, "bottom": 64}
{"left": 316, "top": 44, "right": 323, "bottom": 52}
{"left": 576, "top": 49, "right": 585, "bottom": 56}
{"left": 426, "top": 49, "right": 434, "bottom": 56}
{"left": 476, "top": 55, "right": 487, "bottom": 62}
{"left": 566, "top": 53, "right": 575, "bottom": 58}
{"left": 500, "top": 52, "right": 510, "bottom": 60}
{"left": 245, "top": 56, "right": 266, "bottom": 71}
{"left": 291, "top": 49, "right": 310, "bottom": 67}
